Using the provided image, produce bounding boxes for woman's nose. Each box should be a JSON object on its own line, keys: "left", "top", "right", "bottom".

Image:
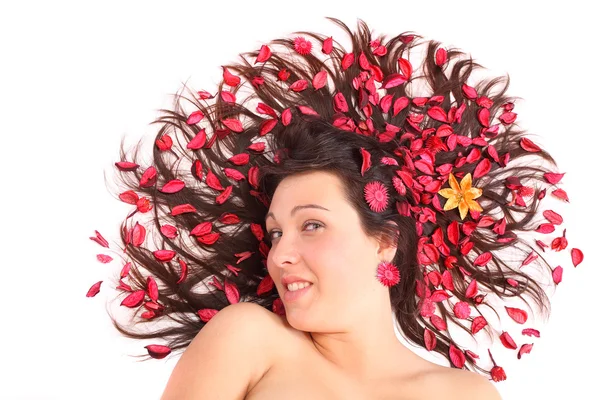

{"left": 270, "top": 234, "right": 301, "bottom": 268}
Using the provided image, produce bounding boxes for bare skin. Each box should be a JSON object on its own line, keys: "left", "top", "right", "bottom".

{"left": 251, "top": 171, "right": 501, "bottom": 399}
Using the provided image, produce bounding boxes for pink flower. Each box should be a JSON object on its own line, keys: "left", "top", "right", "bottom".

{"left": 377, "top": 261, "right": 400, "bottom": 287}
{"left": 364, "top": 181, "right": 389, "bottom": 212}
{"left": 294, "top": 37, "right": 312, "bottom": 55}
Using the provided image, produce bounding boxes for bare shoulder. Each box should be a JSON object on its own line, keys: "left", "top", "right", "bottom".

{"left": 160, "top": 302, "right": 280, "bottom": 399}
{"left": 432, "top": 368, "right": 503, "bottom": 400}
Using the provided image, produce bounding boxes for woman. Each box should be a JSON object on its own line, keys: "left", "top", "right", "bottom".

{"left": 87, "top": 17, "right": 583, "bottom": 399}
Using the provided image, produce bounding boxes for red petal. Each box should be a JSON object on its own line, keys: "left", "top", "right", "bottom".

{"left": 397, "top": 58, "right": 413, "bottom": 78}
{"left": 453, "top": 301, "right": 471, "bottom": 319}
{"left": 382, "top": 73, "right": 408, "bottom": 89}
{"left": 187, "top": 128, "right": 207, "bottom": 149}
{"left": 222, "top": 118, "right": 244, "bottom": 133}
{"left": 312, "top": 70, "right": 328, "bottom": 90}
{"left": 520, "top": 138, "right": 541, "bottom": 152}
{"left": 462, "top": 83, "right": 478, "bottom": 100}
{"left": 96, "top": 254, "right": 113, "bottom": 263}
{"left": 257, "top": 274, "right": 274, "bottom": 296}
{"left": 215, "top": 186, "right": 233, "bottom": 205}
{"left": 86, "top": 281, "right": 103, "bottom": 297}
{"left": 427, "top": 106, "right": 447, "bottom": 122}
{"left": 115, "top": 161, "right": 139, "bottom": 171}
{"left": 171, "top": 203, "right": 197, "bottom": 215}
{"left": 435, "top": 48, "right": 447, "bottom": 66}
{"left": 333, "top": 92, "right": 349, "bottom": 113}
{"left": 341, "top": 52, "right": 355, "bottom": 70}
{"left": 571, "top": 248, "right": 584, "bottom": 267}
{"left": 517, "top": 343, "right": 534, "bottom": 359}
{"left": 536, "top": 223, "right": 555, "bottom": 234}
{"left": 505, "top": 306, "right": 528, "bottom": 324}
{"left": 289, "top": 79, "right": 308, "bottom": 92}
{"left": 222, "top": 67, "right": 241, "bottom": 87}
{"left": 255, "top": 45, "right": 271, "bottom": 63}
{"left": 544, "top": 172, "right": 565, "bottom": 184}
{"left": 430, "top": 314, "right": 447, "bottom": 331}
{"left": 177, "top": 258, "right": 188, "bottom": 284}
{"left": 121, "top": 290, "right": 145, "bottom": 308}
{"left": 552, "top": 188, "right": 570, "bottom": 202}
{"left": 160, "top": 179, "right": 185, "bottom": 194}
{"left": 146, "top": 276, "right": 158, "bottom": 301}
{"left": 154, "top": 250, "right": 176, "bottom": 262}
{"left": 145, "top": 344, "right": 171, "bottom": 360}
{"left": 473, "top": 252, "right": 492, "bottom": 267}
{"left": 197, "top": 308, "right": 219, "bottom": 322}
{"left": 473, "top": 158, "right": 492, "bottom": 179}
{"left": 465, "top": 280, "right": 478, "bottom": 298}
{"left": 132, "top": 222, "right": 146, "bottom": 247}
{"left": 322, "top": 37, "right": 333, "bottom": 54}
{"left": 90, "top": 230, "right": 109, "bottom": 248}
{"left": 281, "top": 108, "right": 292, "bottom": 126}
{"left": 471, "top": 316, "right": 488, "bottom": 334}
{"left": 360, "top": 148, "right": 372, "bottom": 176}
{"left": 522, "top": 328, "right": 540, "bottom": 338}
{"left": 500, "top": 331, "right": 517, "bottom": 349}
{"left": 449, "top": 344, "right": 466, "bottom": 368}
{"left": 447, "top": 221, "right": 459, "bottom": 245}
{"left": 224, "top": 280, "right": 240, "bottom": 304}
{"left": 424, "top": 329, "right": 437, "bottom": 351}
{"left": 228, "top": 153, "right": 250, "bottom": 166}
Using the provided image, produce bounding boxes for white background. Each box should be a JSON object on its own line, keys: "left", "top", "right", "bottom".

{"left": 2, "top": 1, "right": 598, "bottom": 399}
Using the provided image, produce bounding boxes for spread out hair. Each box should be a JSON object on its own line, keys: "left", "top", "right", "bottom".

{"left": 87, "top": 17, "right": 584, "bottom": 382}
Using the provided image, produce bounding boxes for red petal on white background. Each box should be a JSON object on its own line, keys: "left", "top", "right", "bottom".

{"left": 449, "top": 344, "right": 466, "bottom": 368}
{"left": 90, "top": 230, "right": 109, "bottom": 248}
{"left": 147, "top": 276, "right": 158, "bottom": 301}
{"left": 465, "top": 280, "right": 478, "bottom": 298}
{"left": 571, "top": 248, "right": 584, "bottom": 267}
{"left": 522, "top": 328, "right": 540, "bottom": 337}
{"left": 500, "top": 331, "right": 518, "bottom": 349}
{"left": 96, "top": 254, "right": 113, "bottom": 263}
{"left": 145, "top": 344, "right": 171, "bottom": 360}
{"left": 471, "top": 316, "right": 488, "bottom": 334}
{"left": 222, "top": 67, "right": 241, "bottom": 87}
{"left": 505, "top": 306, "right": 528, "bottom": 324}
{"left": 187, "top": 128, "right": 207, "bottom": 150}
{"left": 186, "top": 110, "right": 205, "bottom": 125}
{"left": 430, "top": 290, "right": 450, "bottom": 302}
{"left": 255, "top": 45, "right": 271, "bottom": 63}
{"left": 543, "top": 209, "right": 563, "bottom": 225}
{"left": 398, "top": 57, "right": 413, "bottom": 78}
{"left": 535, "top": 223, "right": 555, "bottom": 234}
{"left": 220, "top": 90, "right": 236, "bottom": 103}
{"left": 341, "top": 52, "right": 354, "bottom": 70}
{"left": 520, "top": 137, "right": 541, "bottom": 152}
{"left": 160, "top": 224, "right": 178, "bottom": 239}
{"left": 322, "top": 36, "right": 333, "bottom": 54}
{"left": 424, "top": 328, "right": 437, "bottom": 351}
{"left": 86, "top": 281, "right": 102, "bottom": 297}
{"left": 115, "top": 161, "right": 139, "bottom": 171}
{"left": 473, "top": 252, "right": 492, "bottom": 267}
{"left": 221, "top": 118, "right": 244, "bottom": 132}
{"left": 461, "top": 83, "right": 478, "bottom": 100}
{"left": 517, "top": 343, "right": 534, "bottom": 359}
{"left": 543, "top": 172, "right": 565, "bottom": 184}
{"left": 132, "top": 222, "right": 146, "bottom": 247}
{"left": 551, "top": 188, "right": 570, "bottom": 202}
{"left": 435, "top": 48, "right": 447, "bottom": 66}
{"left": 430, "top": 314, "right": 447, "bottom": 331}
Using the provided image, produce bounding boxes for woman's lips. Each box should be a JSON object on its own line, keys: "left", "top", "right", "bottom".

{"left": 283, "top": 283, "right": 313, "bottom": 302}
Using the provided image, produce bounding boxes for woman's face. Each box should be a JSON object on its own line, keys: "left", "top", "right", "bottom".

{"left": 265, "top": 170, "right": 390, "bottom": 331}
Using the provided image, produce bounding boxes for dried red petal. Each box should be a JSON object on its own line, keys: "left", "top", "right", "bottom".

{"left": 571, "top": 248, "right": 584, "bottom": 267}
{"left": 154, "top": 250, "right": 176, "bottom": 262}
{"left": 424, "top": 328, "right": 437, "bottom": 351}
{"left": 427, "top": 106, "right": 448, "bottom": 123}
{"left": 473, "top": 158, "right": 492, "bottom": 179}
{"left": 147, "top": 276, "right": 158, "bottom": 302}
{"left": 430, "top": 314, "right": 447, "bottom": 331}
{"left": 121, "top": 290, "right": 145, "bottom": 308}
{"left": 364, "top": 181, "right": 389, "bottom": 212}
{"left": 131, "top": 222, "right": 146, "bottom": 247}
{"left": 115, "top": 161, "right": 139, "bottom": 171}
{"left": 435, "top": 48, "right": 447, "bottom": 66}
{"left": 376, "top": 261, "right": 400, "bottom": 286}
{"left": 544, "top": 172, "right": 565, "bottom": 184}
{"left": 257, "top": 274, "right": 274, "bottom": 296}
{"left": 289, "top": 79, "right": 308, "bottom": 92}
{"left": 522, "top": 328, "right": 540, "bottom": 337}
{"left": 500, "top": 331, "right": 517, "bottom": 349}
{"left": 465, "top": 280, "right": 478, "bottom": 298}
{"left": 520, "top": 137, "right": 541, "bottom": 152}
{"left": 552, "top": 188, "right": 570, "bottom": 202}
{"left": 176, "top": 258, "right": 188, "bottom": 284}
{"left": 171, "top": 203, "right": 197, "bottom": 216}
{"left": 535, "top": 223, "right": 555, "bottom": 234}
{"left": 216, "top": 186, "right": 233, "bottom": 205}
{"left": 505, "top": 306, "right": 528, "bottom": 324}
{"left": 312, "top": 70, "right": 328, "bottom": 90}
{"left": 145, "top": 344, "right": 171, "bottom": 360}
{"left": 222, "top": 67, "right": 241, "bottom": 87}
{"left": 120, "top": 190, "right": 139, "bottom": 204}
{"left": 543, "top": 210, "right": 563, "bottom": 225}
{"left": 222, "top": 118, "right": 244, "bottom": 133}
{"left": 360, "top": 148, "right": 372, "bottom": 176}
{"left": 491, "top": 366, "right": 507, "bottom": 382}
{"left": 471, "top": 316, "right": 488, "bottom": 334}
{"left": 255, "top": 44, "right": 271, "bottom": 63}
{"left": 382, "top": 73, "right": 408, "bottom": 89}
{"left": 449, "top": 344, "right": 466, "bottom": 368}
{"left": 517, "top": 343, "right": 534, "bottom": 359}
{"left": 341, "top": 52, "right": 354, "bottom": 70}
{"left": 90, "top": 230, "right": 109, "bottom": 248}
{"left": 473, "top": 252, "right": 492, "bottom": 267}
{"left": 86, "top": 281, "right": 103, "bottom": 297}
{"left": 196, "top": 232, "right": 220, "bottom": 245}
{"left": 187, "top": 128, "right": 207, "bottom": 149}
{"left": 197, "top": 308, "right": 219, "bottom": 322}
{"left": 224, "top": 280, "right": 240, "bottom": 304}
{"left": 160, "top": 179, "right": 185, "bottom": 194}
{"left": 322, "top": 36, "right": 333, "bottom": 54}
{"left": 96, "top": 254, "right": 113, "bottom": 264}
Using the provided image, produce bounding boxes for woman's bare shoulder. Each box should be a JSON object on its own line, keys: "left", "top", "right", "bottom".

{"left": 424, "top": 367, "right": 502, "bottom": 400}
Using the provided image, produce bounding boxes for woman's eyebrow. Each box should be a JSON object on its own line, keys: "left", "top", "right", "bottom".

{"left": 265, "top": 204, "right": 330, "bottom": 223}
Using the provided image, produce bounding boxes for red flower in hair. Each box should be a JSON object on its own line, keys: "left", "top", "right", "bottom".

{"left": 377, "top": 261, "right": 400, "bottom": 287}
{"left": 364, "top": 181, "right": 389, "bottom": 212}
{"left": 294, "top": 37, "right": 312, "bottom": 55}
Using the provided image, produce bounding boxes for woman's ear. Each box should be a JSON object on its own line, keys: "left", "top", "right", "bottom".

{"left": 377, "top": 221, "right": 399, "bottom": 261}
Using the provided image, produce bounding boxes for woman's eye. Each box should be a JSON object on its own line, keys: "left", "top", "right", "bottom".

{"left": 268, "top": 222, "right": 323, "bottom": 241}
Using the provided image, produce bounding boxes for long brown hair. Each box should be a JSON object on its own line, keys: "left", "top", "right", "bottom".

{"left": 92, "top": 17, "right": 570, "bottom": 380}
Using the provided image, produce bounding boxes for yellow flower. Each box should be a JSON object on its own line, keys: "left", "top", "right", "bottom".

{"left": 438, "top": 172, "right": 483, "bottom": 220}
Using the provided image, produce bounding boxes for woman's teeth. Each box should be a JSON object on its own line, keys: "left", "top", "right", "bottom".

{"left": 287, "top": 282, "right": 312, "bottom": 291}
